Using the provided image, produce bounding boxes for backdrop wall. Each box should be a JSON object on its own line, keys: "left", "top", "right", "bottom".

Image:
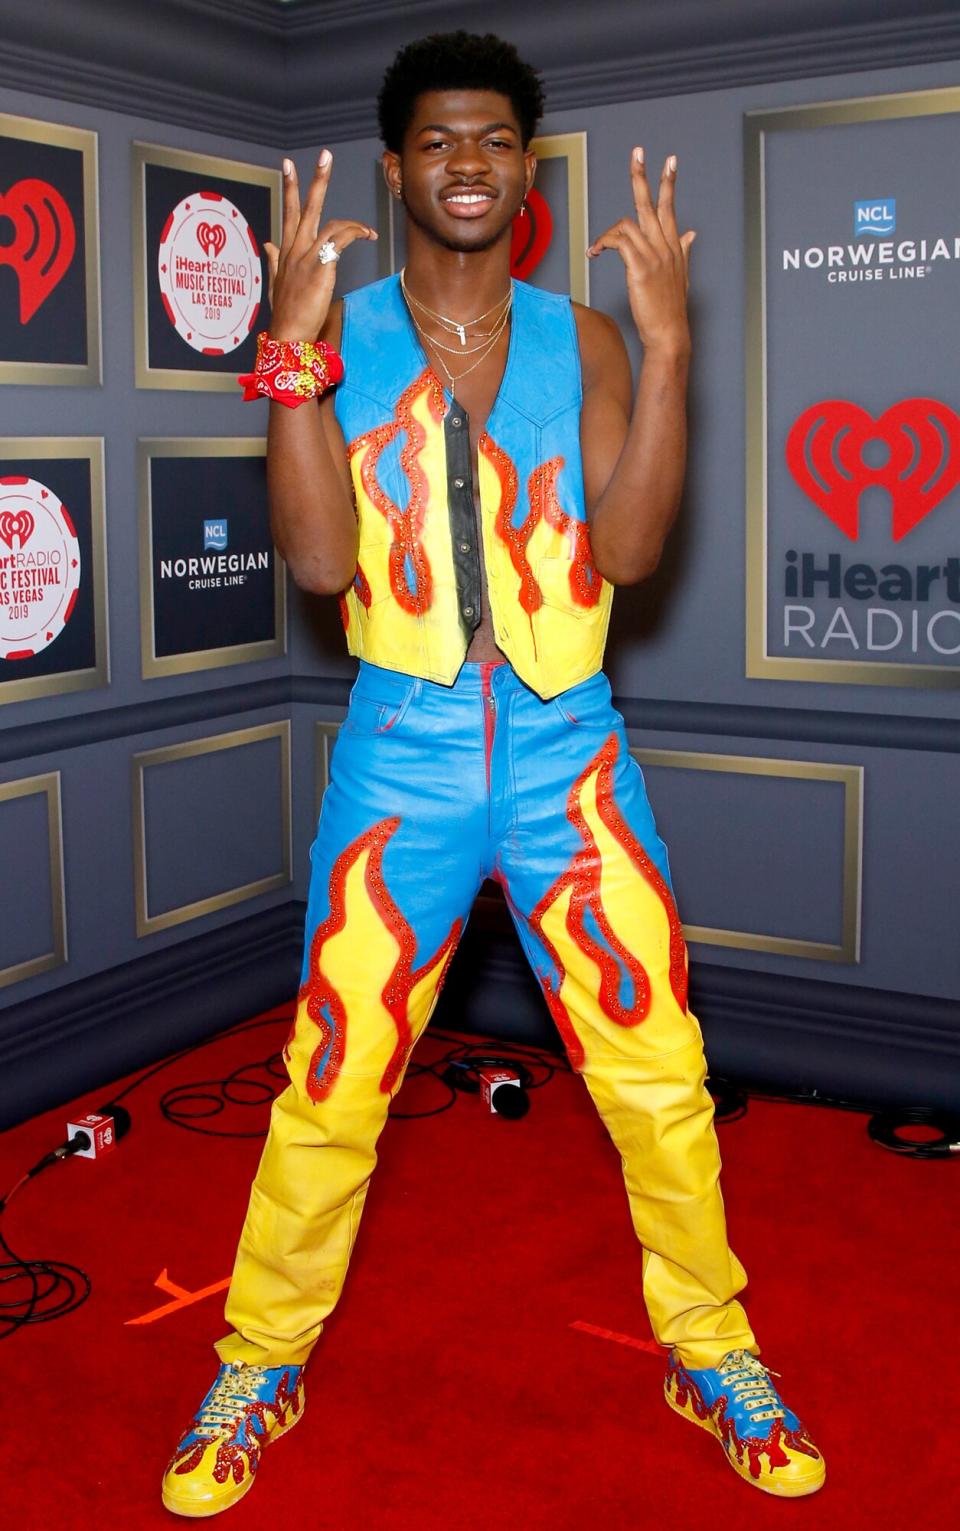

{"left": 1, "top": 0, "right": 957, "bottom": 1129}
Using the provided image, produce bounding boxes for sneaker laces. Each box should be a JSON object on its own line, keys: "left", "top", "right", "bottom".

{"left": 718, "top": 1350, "right": 785, "bottom": 1425}
{"left": 194, "top": 1364, "right": 267, "bottom": 1438}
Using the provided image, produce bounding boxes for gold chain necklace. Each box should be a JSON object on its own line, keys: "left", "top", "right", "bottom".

{"left": 413, "top": 319, "right": 510, "bottom": 358}
{"left": 400, "top": 268, "right": 512, "bottom": 348}
{"left": 408, "top": 303, "right": 511, "bottom": 387}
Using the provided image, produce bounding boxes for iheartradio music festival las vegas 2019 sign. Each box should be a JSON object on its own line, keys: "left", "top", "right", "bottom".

{"left": 0, "top": 439, "right": 108, "bottom": 705}
{"left": 133, "top": 144, "right": 280, "bottom": 391}
{"left": 0, "top": 115, "right": 101, "bottom": 386}
{"left": 745, "top": 89, "right": 960, "bottom": 687}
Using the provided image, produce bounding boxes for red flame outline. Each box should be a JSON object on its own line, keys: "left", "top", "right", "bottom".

{"left": 481, "top": 432, "right": 542, "bottom": 617}
{"left": 482, "top": 441, "right": 604, "bottom": 632}
{"left": 348, "top": 368, "right": 445, "bottom": 614}
{"left": 528, "top": 734, "right": 687, "bottom": 1071}
{"left": 294, "top": 817, "right": 461, "bottom": 1101}
{"left": 536, "top": 458, "right": 603, "bottom": 608}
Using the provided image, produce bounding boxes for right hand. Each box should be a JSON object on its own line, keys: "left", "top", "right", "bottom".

{"left": 265, "top": 150, "right": 378, "bottom": 342}
{"left": 587, "top": 148, "right": 694, "bottom": 357}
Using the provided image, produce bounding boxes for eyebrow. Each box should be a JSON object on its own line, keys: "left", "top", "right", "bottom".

{"left": 415, "top": 121, "right": 518, "bottom": 137}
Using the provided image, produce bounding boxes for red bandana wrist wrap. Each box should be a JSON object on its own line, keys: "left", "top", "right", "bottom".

{"left": 238, "top": 332, "right": 345, "bottom": 407}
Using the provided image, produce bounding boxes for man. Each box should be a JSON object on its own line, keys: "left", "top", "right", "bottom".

{"left": 162, "top": 31, "right": 824, "bottom": 1517}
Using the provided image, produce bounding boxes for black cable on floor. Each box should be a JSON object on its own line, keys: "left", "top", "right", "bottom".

{"left": 159, "top": 1044, "right": 290, "bottom": 1137}
{"left": 5, "top": 1010, "right": 955, "bottom": 1337}
{"left": 104, "top": 1013, "right": 296, "bottom": 1110}
{"left": 0, "top": 1215, "right": 91, "bottom": 1340}
{"left": 0, "top": 1014, "right": 295, "bottom": 1338}
{"left": 158, "top": 1026, "right": 572, "bottom": 1131}
{"left": 867, "top": 1107, "right": 960, "bottom": 1160}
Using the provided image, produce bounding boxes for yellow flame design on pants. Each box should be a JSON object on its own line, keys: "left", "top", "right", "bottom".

{"left": 218, "top": 679, "right": 755, "bottom": 1372}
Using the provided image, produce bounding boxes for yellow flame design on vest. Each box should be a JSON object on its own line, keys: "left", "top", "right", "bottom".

{"left": 339, "top": 367, "right": 612, "bottom": 698}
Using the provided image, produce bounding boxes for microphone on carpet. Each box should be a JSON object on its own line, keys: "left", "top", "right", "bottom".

{"left": 478, "top": 1067, "right": 530, "bottom": 1120}
{"left": 30, "top": 1104, "right": 133, "bottom": 1176}
{"left": 0, "top": 1103, "right": 132, "bottom": 1333}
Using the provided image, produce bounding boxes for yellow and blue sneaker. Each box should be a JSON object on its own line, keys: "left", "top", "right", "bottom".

{"left": 162, "top": 1360, "right": 305, "bottom": 1517}
{"left": 664, "top": 1349, "right": 825, "bottom": 1497}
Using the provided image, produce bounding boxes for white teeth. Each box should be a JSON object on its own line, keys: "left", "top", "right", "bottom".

{"left": 447, "top": 194, "right": 491, "bottom": 205}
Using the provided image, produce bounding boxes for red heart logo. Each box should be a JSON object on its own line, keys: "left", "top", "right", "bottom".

{"left": 197, "top": 221, "right": 227, "bottom": 258}
{"left": 0, "top": 179, "right": 76, "bottom": 324}
{"left": 511, "top": 188, "right": 553, "bottom": 281}
{"left": 0, "top": 509, "right": 36, "bottom": 550}
{"left": 786, "top": 398, "right": 960, "bottom": 542}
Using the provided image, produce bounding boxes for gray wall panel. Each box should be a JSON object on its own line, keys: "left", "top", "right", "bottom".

{"left": 0, "top": 711, "right": 293, "bottom": 1011}
{"left": 8, "top": 0, "right": 958, "bottom": 146}
{"left": 139, "top": 731, "right": 287, "bottom": 918}
{"left": 0, "top": 788, "right": 55, "bottom": 971}
{"left": 621, "top": 727, "right": 960, "bottom": 1005}
{"left": 639, "top": 763, "right": 847, "bottom": 946}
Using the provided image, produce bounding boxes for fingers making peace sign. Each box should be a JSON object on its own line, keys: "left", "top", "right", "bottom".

{"left": 264, "top": 150, "right": 378, "bottom": 342}
{"left": 588, "top": 148, "right": 695, "bottom": 353}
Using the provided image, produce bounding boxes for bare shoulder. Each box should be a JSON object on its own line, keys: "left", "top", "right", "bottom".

{"left": 572, "top": 301, "right": 622, "bottom": 349}
{"left": 572, "top": 301, "right": 632, "bottom": 403}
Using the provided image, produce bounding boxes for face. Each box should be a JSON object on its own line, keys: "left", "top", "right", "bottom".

{"left": 383, "top": 89, "right": 536, "bottom": 255}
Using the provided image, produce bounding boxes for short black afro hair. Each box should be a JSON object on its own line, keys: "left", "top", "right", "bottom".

{"left": 378, "top": 31, "right": 545, "bottom": 152}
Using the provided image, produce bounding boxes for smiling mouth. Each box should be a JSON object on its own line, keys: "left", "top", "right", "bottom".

{"left": 441, "top": 189, "right": 496, "bottom": 216}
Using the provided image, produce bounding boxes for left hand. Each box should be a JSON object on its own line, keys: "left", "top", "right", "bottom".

{"left": 588, "top": 149, "right": 695, "bottom": 353}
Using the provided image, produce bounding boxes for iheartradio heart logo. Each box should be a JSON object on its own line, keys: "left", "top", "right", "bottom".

{"left": 0, "top": 509, "right": 35, "bottom": 550}
{"left": 786, "top": 398, "right": 960, "bottom": 542}
{"left": 511, "top": 188, "right": 553, "bottom": 281}
{"left": 0, "top": 179, "right": 76, "bottom": 324}
{"left": 196, "top": 221, "right": 227, "bottom": 258}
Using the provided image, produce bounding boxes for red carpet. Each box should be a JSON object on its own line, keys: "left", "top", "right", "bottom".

{"left": 2, "top": 1009, "right": 957, "bottom": 1528}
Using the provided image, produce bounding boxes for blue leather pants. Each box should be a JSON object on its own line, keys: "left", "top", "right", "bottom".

{"left": 218, "top": 660, "right": 755, "bottom": 1369}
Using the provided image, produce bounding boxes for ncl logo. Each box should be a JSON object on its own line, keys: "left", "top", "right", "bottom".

{"left": 854, "top": 199, "right": 895, "bottom": 236}
{"left": 204, "top": 519, "right": 228, "bottom": 551}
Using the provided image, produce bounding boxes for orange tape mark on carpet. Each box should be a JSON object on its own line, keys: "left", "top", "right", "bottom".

{"left": 125, "top": 1268, "right": 230, "bottom": 1326}
{"left": 570, "top": 1320, "right": 662, "bottom": 1356}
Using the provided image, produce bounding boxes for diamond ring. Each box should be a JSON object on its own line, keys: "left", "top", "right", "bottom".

{"left": 317, "top": 241, "right": 340, "bottom": 265}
